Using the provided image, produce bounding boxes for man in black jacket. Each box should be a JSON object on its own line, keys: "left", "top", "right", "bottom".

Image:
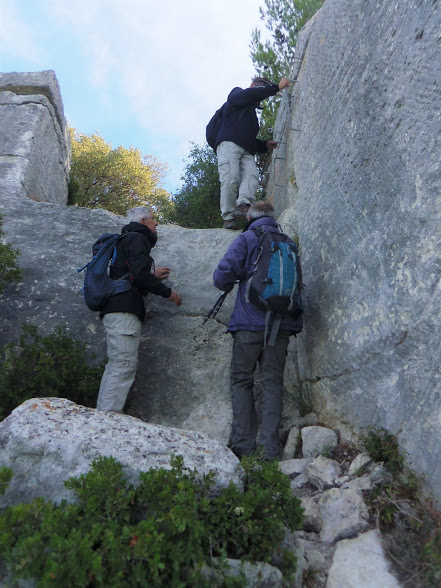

{"left": 214, "top": 76, "right": 290, "bottom": 230}
{"left": 96, "top": 206, "right": 182, "bottom": 412}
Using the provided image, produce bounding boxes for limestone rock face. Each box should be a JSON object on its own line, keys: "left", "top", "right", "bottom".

{"left": 0, "top": 71, "right": 69, "bottom": 204}
{"left": 326, "top": 530, "right": 400, "bottom": 588}
{"left": 0, "top": 398, "right": 241, "bottom": 508}
{"left": 0, "top": 194, "right": 245, "bottom": 441}
{"left": 270, "top": 0, "right": 441, "bottom": 500}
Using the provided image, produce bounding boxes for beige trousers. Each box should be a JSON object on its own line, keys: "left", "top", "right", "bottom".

{"left": 96, "top": 312, "right": 142, "bottom": 412}
{"left": 217, "top": 141, "right": 258, "bottom": 220}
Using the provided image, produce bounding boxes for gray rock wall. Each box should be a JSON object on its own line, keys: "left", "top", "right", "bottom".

{"left": 0, "top": 71, "right": 69, "bottom": 204}
{"left": 0, "top": 192, "right": 303, "bottom": 444}
{"left": 273, "top": 0, "right": 441, "bottom": 499}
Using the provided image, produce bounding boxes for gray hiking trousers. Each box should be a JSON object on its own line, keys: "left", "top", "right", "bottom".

{"left": 229, "top": 329, "right": 291, "bottom": 459}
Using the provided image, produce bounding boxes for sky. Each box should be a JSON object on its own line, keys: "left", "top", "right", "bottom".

{"left": 0, "top": 0, "right": 271, "bottom": 193}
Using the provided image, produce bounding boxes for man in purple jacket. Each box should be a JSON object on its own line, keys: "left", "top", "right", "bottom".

{"left": 213, "top": 201, "right": 303, "bottom": 460}
{"left": 214, "top": 77, "right": 290, "bottom": 230}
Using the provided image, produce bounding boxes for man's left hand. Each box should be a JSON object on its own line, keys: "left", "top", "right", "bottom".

{"left": 267, "top": 140, "right": 277, "bottom": 150}
{"left": 155, "top": 267, "right": 170, "bottom": 280}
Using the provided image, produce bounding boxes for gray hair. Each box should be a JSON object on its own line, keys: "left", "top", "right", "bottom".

{"left": 126, "top": 206, "right": 153, "bottom": 224}
{"left": 251, "top": 76, "right": 273, "bottom": 88}
{"left": 248, "top": 201, "right": 275, "bottom": 220}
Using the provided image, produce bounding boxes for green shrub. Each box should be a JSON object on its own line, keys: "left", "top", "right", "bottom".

{"left": 0, "top": 455, "right": 303, "bottom": 587}
{"left": 0, "top": 467, "right": 12, "bottom": 496}
{"left": 0, "top": 214, "right": 21, "bottom": 293}
{"left": 0, "top": 324, "right": 104, "bottom": 421}
{"left": 361, "top": 428, "right": 404, "bottom": 476}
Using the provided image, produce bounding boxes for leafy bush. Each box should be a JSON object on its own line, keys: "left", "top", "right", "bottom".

{"left": 0, "top": 214, "right": 21, "bottom": 293}
{"left": 361, "top": 428, "right": 404, "bottom": 476}
{"left": 0, "top": 467, "right": 12, "bottom": 496}
{"left": 0, "top": 455, "right": 303, "bottom": 587}
{"left": 0, "top": 324, "right": 104, "bottom": 421}
{"left": 362, "top": 429, "right": 441, "bottom": 586}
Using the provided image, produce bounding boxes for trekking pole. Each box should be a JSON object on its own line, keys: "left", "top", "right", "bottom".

{"left": 203, "top": 289, "right": 231, "bottom": 325}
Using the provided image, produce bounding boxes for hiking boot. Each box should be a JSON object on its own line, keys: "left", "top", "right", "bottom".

{"left": 227, "top": 443, "right": 243, "bottom": 460}
{"left": 223, "top": 219, "right": 238, "bottom": 230}
{"left": 232, "top": 203, "right": 251, "bottom": 219}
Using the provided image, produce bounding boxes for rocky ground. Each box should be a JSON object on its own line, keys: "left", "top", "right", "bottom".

{"left": 278, "top": 416, "right": 401, "bottom": 587}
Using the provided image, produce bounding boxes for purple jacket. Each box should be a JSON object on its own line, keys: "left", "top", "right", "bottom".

{"left": 213, "top": 217, "right": 303, "bottom": 334}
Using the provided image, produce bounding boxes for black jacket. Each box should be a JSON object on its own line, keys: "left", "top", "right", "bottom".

{"left": 100, "top": 222, "right": 171, "bottom": 322}
{"left": 215, "top": 83, "right": 280, "bottom": 154}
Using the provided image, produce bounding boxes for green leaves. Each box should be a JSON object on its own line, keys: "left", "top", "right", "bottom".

{"left": 0, "top": 324, "right": 104, "bottom": 421}
{"left": 0, "top": 466, "right": 12, "bottom": 495}
{"left": 249, "top": 0, "right": 325, "bottom": 136}
{"left": 68, "top": 129, "right": 174, "bottom": 219}
{"left": 0, "top": 214, "right": 22, "bottom": 294}
{"left": 171, "top": 142, "right": 223, "bottom": 229}
{"left": 0, "top": 455, "right": 303, "bottom": 586}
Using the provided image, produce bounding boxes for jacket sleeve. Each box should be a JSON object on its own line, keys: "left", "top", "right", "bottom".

{"left": 123, "top": 235, "right": 172, "bottom": 298}
{"left": 213, "top": 235, "right": 249, "bottom": 291}
{"left": 255, "top": 138, "right": 269, "bottom": 153}
{"left": 227, "top": 84, "right": 279, "bottom": 108}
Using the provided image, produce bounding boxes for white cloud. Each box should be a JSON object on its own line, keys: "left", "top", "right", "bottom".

{"left": 3, "top": 0, "right": 275, "bottom": 191}
{"left": 45, "top": 0, "right": 266, "bottom": 137}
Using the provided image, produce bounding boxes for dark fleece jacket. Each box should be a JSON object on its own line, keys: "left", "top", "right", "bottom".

{"left": 100, "top": 222, "right": 171, "bottom": 322}
{"left": 215, "top": 82, "right": 280, "bottom": 153}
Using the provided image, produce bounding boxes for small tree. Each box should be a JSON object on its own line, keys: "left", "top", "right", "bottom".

{"left": 171, "top": 143, "right": 223, "bottom": 229}
{"left": 68, "top": 128, "right": 174, "bottom": 220}
{"left": 0, "top": 324, "right": 104, "bottom": 421}
{"left": 250, "top": 0, "right": 325, "bottom": 135}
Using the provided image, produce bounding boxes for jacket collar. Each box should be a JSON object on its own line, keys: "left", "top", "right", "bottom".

{"left": 242, "top": 216, "right": 279, "bottom": 233}
{"left": 121, "top": 222, "right": 158, "bottom": 247}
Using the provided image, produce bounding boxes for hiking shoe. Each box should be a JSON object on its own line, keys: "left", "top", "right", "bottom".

{"left": 223, "top": 219, "right": 238, "bottom": 230}
{"left": 232, "top": 203, "right": 251, "bottom": 219}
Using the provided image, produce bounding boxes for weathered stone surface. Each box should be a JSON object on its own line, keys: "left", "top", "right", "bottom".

{"left": 282, "top": 426, "right": 300, "bottom": 460}
{"left": 301, "top": 426, "right": 338, "bottom": 458}
{"left": 269, "top": 0, "right": 441, "bottom": 501}
{"left": 290, "top": 472, "right": 309, "bottom": 490}
{"left": 301, "top": 496, "right": 322, "bottom": 533}
{"left": 348, "top": 452, "right": 373, "bottom": 476}
{"left": 0, "top": 398, "right": 241, "bottom": 508}
{"left": 326, "top": 530, "right": 401, "bottom": 588}
{"left": 305, "top": 455, "right": 342, "bottom": 491}
{"left": 319, "top": 488, "right": 369, "bottom": 543}
{"left": 279, "top": 457, "right": 312, "bottom": 478}
{"left": 0, "top": 71, "right": 69, "bottom": 203}
{"left": 0, "top": 194, "right": 301, "bottom": 441}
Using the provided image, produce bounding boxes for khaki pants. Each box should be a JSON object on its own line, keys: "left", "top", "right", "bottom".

{"left": 97, "top": 313, "right": 142, "bottom": 412}
{"left": 217, "top": 141, "right": 258, "bottom": 220}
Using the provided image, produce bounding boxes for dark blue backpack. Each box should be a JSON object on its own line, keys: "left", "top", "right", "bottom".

{"left": 78, "top": 233, "right": 132, "bottom": 311}
{"left": 246, "top": 227, "right": 303, "bottom": 345}
{"left": 206, "top": 103, "right": 225, "bottom": 150}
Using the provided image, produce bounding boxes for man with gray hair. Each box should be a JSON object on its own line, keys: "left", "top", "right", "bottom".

{"left": 97, "top": 206, "right": 182, "bottom": 413}
{"left": 212, "top": 77, "right": 290, "bottom": 230}
{"left": 213, "top": 201, "right": 303, "bottom": 459}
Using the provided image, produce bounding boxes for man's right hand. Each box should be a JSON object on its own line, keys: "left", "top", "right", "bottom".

{"left": 278, "top": 77, "right": 290, "bottom": 91}
{"left": 168, "top": 291, "right": 182, "bottom": 306}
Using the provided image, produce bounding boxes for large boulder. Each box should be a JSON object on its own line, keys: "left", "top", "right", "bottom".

{"left": 0, "top": 71, "right": 69, "bottom": 204}
{"left": 0, "top": 398, "right": 241, "bottom": 508}
{"left": 269, "top": 0, "right": 441, "bottom": 499}
{"left": 0, "top": 193, "right": 243, "bottom": 440}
